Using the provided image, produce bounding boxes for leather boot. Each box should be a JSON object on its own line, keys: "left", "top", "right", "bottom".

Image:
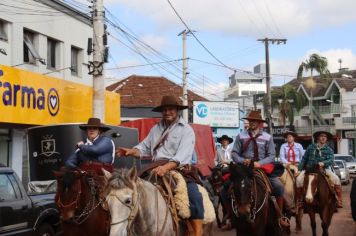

{"left": 334, "top": 185, "right": 343, "bottom": 208}
{"left": 296, "top": 187, "right": 304, "bottom": 208}
{"left": 190, "top": 219, "right": 203, "bottom": 236}
{"left": 276, "top": 197, "right": 290, "bottom": 227}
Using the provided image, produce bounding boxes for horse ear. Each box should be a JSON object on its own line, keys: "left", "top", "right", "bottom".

{"left": 102, "top": 168, "right": 112, "bottom": 180}
{"left": 129, "top": 167, "right": 137, "bottom": 182}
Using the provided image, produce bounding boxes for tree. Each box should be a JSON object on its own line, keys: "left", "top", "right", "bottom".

{"left": 270, "top": 84, "right": 308, "bottom": 127}
{"left": 297, "top": 53, "right": 331, "bottom": 83}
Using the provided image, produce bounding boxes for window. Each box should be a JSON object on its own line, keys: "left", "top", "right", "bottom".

{"left": 23, "top": 30, "right": 44, "bottom": 64}
{"left": 241, "top": 91, "right": 249, "bottom": 96}
{"left": 47, "top": 38, "right": 58, "bottom": 69}
{"left": 0, "top": 174, "right": 17, "bottom": 201}
{"left": 0, "top": 19, "right": 7, "bottom": 41}
{"left": 71, "top": 46, "right": 79, "bottom": 76}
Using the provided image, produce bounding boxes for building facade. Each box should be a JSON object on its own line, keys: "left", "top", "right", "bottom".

{"left": 0, "top": 0, "right": 120, "bottom": 179}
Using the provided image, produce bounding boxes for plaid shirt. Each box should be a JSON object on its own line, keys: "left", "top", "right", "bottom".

{"left": 298, "top": 143, "right": 334, "bottom": 172}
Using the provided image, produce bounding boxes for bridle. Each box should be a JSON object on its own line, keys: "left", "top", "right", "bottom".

{"left": 231, "top": 175, "right": 268, "bottom": 222}
{"left": 106, "top": 187, "right": 140, "bottom": 236}
{"left": 56, "top": 178, "right": 82, "bottom": 210}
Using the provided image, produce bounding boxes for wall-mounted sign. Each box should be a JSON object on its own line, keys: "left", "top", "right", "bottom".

{"left": 193, "top": 101, "right": 239, "bottom": 128}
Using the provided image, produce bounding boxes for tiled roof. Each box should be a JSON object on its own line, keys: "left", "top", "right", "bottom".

{"left": 106, "top": 75, "right": 208, "bottom": 107}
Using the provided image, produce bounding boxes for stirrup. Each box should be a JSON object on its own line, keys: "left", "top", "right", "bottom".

{"left": 278, "top": 216, "right": 290, "bottom": 228}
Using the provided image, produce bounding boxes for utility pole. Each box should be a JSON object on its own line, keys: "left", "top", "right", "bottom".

{"left": 258, "top": 38, "right": 287, "bottom": 134}
{"left": 91, "top": 0, "right": 105, "bottom": 120}
{"left": 178, "top": 29, "right": 191, "bottom": 122}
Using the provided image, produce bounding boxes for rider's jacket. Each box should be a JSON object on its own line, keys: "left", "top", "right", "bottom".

{"left": 231, "top": 129, "right": 275, "bottom": 165}
{"left": 65, "top": 136, "right": 115, "bottom": 167}
{"left": 298, "top": 143, "right": 334, "bottom": 172}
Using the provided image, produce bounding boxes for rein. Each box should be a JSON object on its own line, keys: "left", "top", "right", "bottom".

{"left": 57, "top": 179, "right": 81, "bottom": 209}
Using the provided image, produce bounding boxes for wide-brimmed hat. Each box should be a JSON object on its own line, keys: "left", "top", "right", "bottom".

{"left": 313, "top": 131, "right": 333, "bottom": 140}
{"left": 79, "top": 118, "right": 110, "bottom": 132}
{"left": 217, "top": 135, "right": 233, "bottom": 144}
{"left": 242, "top": 110, "right": 265, "bottom": 122}
{"left": 152, "top": 95, "right": 188, "bottom": 112}
{"left": 283, "top": 131, "right": 298, "bottom": 139}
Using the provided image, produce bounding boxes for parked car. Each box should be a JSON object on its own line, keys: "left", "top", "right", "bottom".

{"left": 334, "top": 154, "right": 356, "bottom": 175}
{"left": 334, "top": 160, "right": 351, "bottom": 185}
{"left": 0, "top": 165, "right": 60, "bottom": 236}
{"left": 332, "top": 163, "right": 341, "bottom": 182}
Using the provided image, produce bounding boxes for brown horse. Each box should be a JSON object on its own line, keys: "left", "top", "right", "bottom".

{"left": 303, "top": 166, "right": 336, "bottom": 236}
{"left": 230, "top": 163, "right": 282, "bottom": 236}
{"left": 54, "top": 168, "right": 110, "bottom": 236}
{"left": 208, "top": 164, "right": 231, "bottom": 228}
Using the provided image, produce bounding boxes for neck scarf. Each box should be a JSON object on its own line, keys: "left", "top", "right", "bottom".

{"left": 287, "top": 143, "right": 296, "bottom": 163}
{"left": 243, "top": 131, "right": 261, "bottom": 160}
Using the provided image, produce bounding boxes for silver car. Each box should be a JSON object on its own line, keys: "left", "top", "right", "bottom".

{"left": 334, "top": 154, "right": 356, "bottom": 175}
{"left": 334, "top": 160, "right": 351, "bottom": 185}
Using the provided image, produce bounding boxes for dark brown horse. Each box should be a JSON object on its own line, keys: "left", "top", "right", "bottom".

{"left": 54, "top": 168, "right": 110, "bottom": 236}
{"left": 230, "top": 163, "right": 282, "bottom": 236}
{"left": 303, "top": 166, "right": 336, "bottom": 236}
{"left": 208, "top": 164, "right": 231, "bottom": 228}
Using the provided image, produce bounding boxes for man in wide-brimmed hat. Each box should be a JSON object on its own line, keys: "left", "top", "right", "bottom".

{"left": 280, "top": 131, "right": 304, "bottom": 165}
{"left": 65, "top": 117, "right": 115, "bottom": 168}
{"left": 215, "top": 135, "right": 234, "bottom": 166}
{"left": 231, "top": 110, "right": 290, "bottom": 227}
{"left": 120, "top": 95, "right": 204, "bottom": 235}
{"left": 296, "top": 131, "right": 343, "bottom": 208}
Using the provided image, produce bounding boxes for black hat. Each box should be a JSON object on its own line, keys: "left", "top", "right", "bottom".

{"left": 217, "top": 135, "right": 233, "bottom": 144}
{"left": 313, "top": 131, "right": 333, "bottom": 140}
{"left": 283, "top": 131, "right": 298, "bottom": 139}
{"left": 79, "top": 118, "right": 110, "bottom": 132}
{"left": 152, "top": 95, "right": 188, "bottom": 112}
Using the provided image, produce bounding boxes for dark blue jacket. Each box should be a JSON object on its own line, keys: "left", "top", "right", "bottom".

{"left": 65, "top": 136, "right": 115, "bottom": 168}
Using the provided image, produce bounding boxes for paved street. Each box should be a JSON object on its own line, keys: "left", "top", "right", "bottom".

{"left": 212, "top": 178, "right": 356, "bottom": 236}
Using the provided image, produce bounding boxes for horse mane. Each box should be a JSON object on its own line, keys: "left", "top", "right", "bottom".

{"left": 62, "top": 170, "right": 76, "bottom": 189}
{"left": 108, "top": 169, "right": 135, "bottom": 190}
{"left": 230, "top": 163, "right": 254, "bottom": 180}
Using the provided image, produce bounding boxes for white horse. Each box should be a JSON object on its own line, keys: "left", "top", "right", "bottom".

{"left": 102, "top": 168, "right": 174, "bottom": 236}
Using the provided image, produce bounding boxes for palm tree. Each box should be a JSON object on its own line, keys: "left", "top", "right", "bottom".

{"left": 270, "top": 85, "right": 308, "bottom": 128}
{"left": 297, "top": 53, "right": 331, "bottom": 142}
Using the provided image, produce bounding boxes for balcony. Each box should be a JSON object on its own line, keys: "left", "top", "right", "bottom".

{"left": 295, "top": 104, "right": 342, "bottom": 116}
{"left": 295, "top": 125, "right": 335, "bottom": 136}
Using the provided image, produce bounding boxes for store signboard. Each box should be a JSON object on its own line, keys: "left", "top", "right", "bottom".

{"left": 193, "top": 101, "right": 239, "bottom": 127}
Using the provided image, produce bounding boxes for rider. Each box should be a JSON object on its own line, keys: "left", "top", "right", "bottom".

{"left": 296, "top": 131, "right": 343, "bottom": 208}
{"left": 215, "top": 135, "right": 233, "bottom": 166}
{"left": 120, "top": 95, "right": 204, "bottom": 236}
{"left": 280, "top": 131, "right": 304, "bottom": 166}
{"left": 215, "top": 135, "right": 233, "bottom": 230}
{"left": 231, "top": 110, "right": 290, "bottom": 227}
{"left": 65, "top": 117, "right": 115, "bottom": 170}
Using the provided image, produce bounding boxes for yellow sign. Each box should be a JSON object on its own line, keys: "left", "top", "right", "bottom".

{"left": 0, "top": 65, "right": 120, "bottom": 125}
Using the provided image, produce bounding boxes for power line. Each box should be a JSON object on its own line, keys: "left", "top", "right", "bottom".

{"left": 106, "top": 58, "right": 183, "bottom": 70}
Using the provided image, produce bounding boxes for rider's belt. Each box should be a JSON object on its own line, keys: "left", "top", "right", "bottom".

{"left": 176, "top": 164, "right": 201, "bottom": 184}
{"left": 80, "top": 160, "right": 113, "bottom": 173}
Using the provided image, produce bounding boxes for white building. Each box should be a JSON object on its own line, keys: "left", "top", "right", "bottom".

{"left": 0, "top": 0, "right": 94, "bottom": 180}
{"left": 225, "top": 64, "right": 266, "bottom": 99}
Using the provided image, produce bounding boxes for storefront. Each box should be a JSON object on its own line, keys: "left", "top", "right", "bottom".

{"left": 0, "top": 65, "right": 120, "bottom": 179}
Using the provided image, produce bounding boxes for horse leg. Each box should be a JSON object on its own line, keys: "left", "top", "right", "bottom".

{"left": 309, "top": 211, "right": 317, "bottom": 236}
{"left": 321, "top": 205, "right": 334, "bottom": 236}
{"left": 295, "top": 207, "right": 303, "bottom": 233}
{"left": 215, "top": 197, "right": 222, "bottom": 228}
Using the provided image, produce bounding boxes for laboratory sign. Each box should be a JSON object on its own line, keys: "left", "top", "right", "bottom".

{"left": 0, "top": 64, "right": 120, "bottom": 125}
{"left": 193, "top": 101, "right": 239, "bottom": 127}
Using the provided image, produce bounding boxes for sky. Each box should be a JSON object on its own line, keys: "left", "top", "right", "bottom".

{"left": 70, "top": 0, "right": 356, "bottom": 100}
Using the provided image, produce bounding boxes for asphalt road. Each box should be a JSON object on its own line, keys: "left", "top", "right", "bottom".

{"left": 212, "top": 177, "right": 356, "bottom": 236}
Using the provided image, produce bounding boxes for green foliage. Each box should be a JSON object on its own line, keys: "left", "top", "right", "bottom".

{"left": 297, "top": 53, "right": 331, "bottom": 83}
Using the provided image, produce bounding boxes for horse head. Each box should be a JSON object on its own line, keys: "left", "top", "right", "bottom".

{"left": 230, "top": 162, "right": 254, "bottom": 217}
{"left": 304, "top": 164, "right": 324, "bottom": 204}
{"left": 208, "top": 164, "right": 226, "bottom": 194}
{"left": 103, "top": 167, "right": 140, "bottom": 236}
{"left": 54, "top": 168, "right": 85, "bottom": 221}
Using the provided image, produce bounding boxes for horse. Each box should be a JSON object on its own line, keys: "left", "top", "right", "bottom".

{"left": 279, "top": 164, "right": 303, "bottom": 233}
{"left": 208, "top": 164, "right": 231, "bottom": 228}
{"left": 102, "top": 167, "right": 214, "bottom": 236}
{"left": 229, "top": 163, "right": 282, "bottom": 236}
{"left": 54, "top": 168, "right": 110, "bottom": 236}
{"left": 303, "top": 166, "right": 336, "bottom": 236}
